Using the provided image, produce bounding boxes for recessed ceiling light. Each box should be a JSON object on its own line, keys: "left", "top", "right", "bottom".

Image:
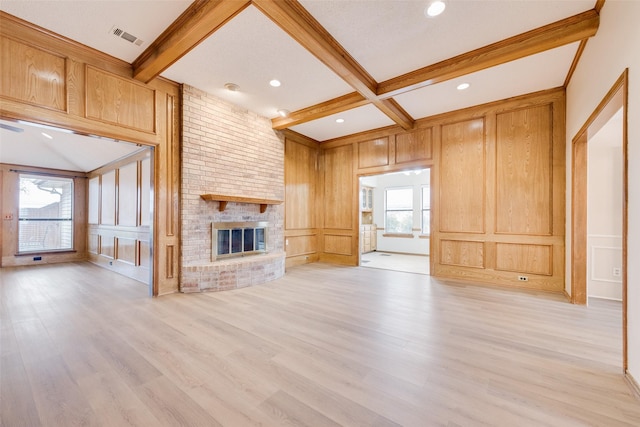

{"left": 457, "top": 83, "right": 470, "bottom": 90}
{"left": 277, "top": 109, "right": 290, "bottom": 117}
{"left": 336, "top": 118, "right": 345, "bottom": 124}
{"left": 224, "top": 82, "right": 240, "bottom": 92}
{"left": 41, "top": 132, "right": 53, "bottom": 139}
{"left": 425, "top": 1, "right": 446, "bottom": 17}
{"left": 269, "top": 79, "right": 281, "bottom": 87}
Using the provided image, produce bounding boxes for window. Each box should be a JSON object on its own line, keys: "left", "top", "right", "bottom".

{"left": 422, "top": 186, "right": 431, "bottom": 235}
{"left": 385, "top": 187, "right": 413, "bottom": 233}
{"left": 18, "top": 174, "right": 73, "bottom": 253}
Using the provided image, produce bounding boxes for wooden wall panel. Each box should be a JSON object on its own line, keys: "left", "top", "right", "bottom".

{"left": 358, "top": 137, "right": 389, "bottom": 169}
{"left": 440, "top": 240, "right": 484, "bottom": 268}
{"left": 496, "top": 243, "right": 552, "bottom": 275}
{"left": 141, "top": 157, "right": 151, "bottom": 226}
{"left": 287, "top": 234, "right": 316, "bottom": 257}
{"left": 100, "top": 170, "right": 116, "bottom": 225}
{"left": 139, "top": 240, "right": 151, "bottom": 268}
{"left": 0, "top": 37, "right": 66, "bottom": 111}
{"left": 395, "top": 128, "right": 432, "bottom": 164}
{"left": 100, "top": 236, "right": 114, "bottom": 259}
{"left": 116, "top": 237, "right": 137, "bottom": 265}
{"left": 496, "top": 105, "right": 552, "bottom": 235}
{"left": 324, "top": 234, "right": 352, "bottom": 256}
{"left": 88, "top": 176, "right": 99, "bottom": 224}
{"left": 323, "top": 145, "right": 353, "bottom": 230}
{"left": 85, "top": 66, "right": 155, "bottom": 133}
{"left": 88, "top": 233, "right": 98, "bottom": 254}
{"left": 285, "top": 139, "right": 317, "bottom": 230}
{"left": 440, "top": 119, "right": 485, "bottom": 233}
{"left": 117, "top": 162, "right": 138, "bottom": 227}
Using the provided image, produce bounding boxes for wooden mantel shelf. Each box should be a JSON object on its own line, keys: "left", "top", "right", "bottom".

{"left": 200, "top": 194, "right": 283, "bottom": 213}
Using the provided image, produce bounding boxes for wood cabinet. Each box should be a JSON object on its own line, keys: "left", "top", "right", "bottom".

{"left": 361, "top": 224, "right": 377, "bottom": 253}
{"left": 361, "top": 186, "right": 373, "bottom": 212}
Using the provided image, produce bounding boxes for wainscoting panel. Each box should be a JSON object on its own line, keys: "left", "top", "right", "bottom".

{"left": 440, "top": 240, "right": 485, "bottom": 268}
{"left": 495, "top": 243, "right": 552, "bottom": 276}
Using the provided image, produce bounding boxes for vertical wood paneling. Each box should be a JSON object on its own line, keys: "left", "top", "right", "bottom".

{"left": 323, "top": 145, "right": 353, "bottom": 230}
{"left": 440, "top": 119, "right": 485, "bottom": 233}
{"left": 495, "top": 243, "right": 552, "bottom": 275}
{"left": 141, "top": 158, "right": 151, "bottom": 227}
{"left": 440, "top": 240, "right": 484, "bottom": 268}
{"left": 166, "top": 245, "right": 174, "bottom": 279}
{"left": 285, "top": 139, "right": 317, "bottom": 230}
{"left": 100, "top": 170, "right": 116, "bottom": 226}
{"left": 395, "top": 128, "right": 432, "bottom": 164}
{"left": 496, "top": 105, "right": 552, "bottom": 235}
{"left": 0, "top": 37, "right": 66, "bottom": 111}
{"left": 165, "top": 94, "right": 175, "bottom": 235}
{"left": 358, "top": 137, "right": 389, "bottom": 169}
{"left": 88, "top": 177, "right": 99, "bottom": 224}
{"left": 117, "top": 162, "right": 138, "bottom": 227}
{"left": 85, "top": 66, "right": 155, "bottom": 133}
{"left": 287, "top": 235, "right": 316, "bottom": 257}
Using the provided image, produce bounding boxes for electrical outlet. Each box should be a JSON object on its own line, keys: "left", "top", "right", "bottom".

{"left": 518, "top": 275, "right": 528, "bottom": 282}
{"left": 3, "top": 213, "right": 13, "bottom": 220}
{"left": 613, "top": 267, "right": 621, "bottom": 277}
{"left": 286, "top": 239, "right": 289, "bottom": 246}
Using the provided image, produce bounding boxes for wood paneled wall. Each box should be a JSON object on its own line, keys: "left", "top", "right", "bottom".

{"left": 284, "top": 133, "right": 320, "bottom": 267}
{"left": 0, "top": 12, "right": 180, "bottom": 295}
{"left": 87, "top": 151, "right": 152, "bottom": 284}
{"left": 313, "top": 88, "right": 566, "bottom": 291}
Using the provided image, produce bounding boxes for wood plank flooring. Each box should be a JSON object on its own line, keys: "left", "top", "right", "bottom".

{"left": 1, "top": 261, "right": 639, "bottom": 426}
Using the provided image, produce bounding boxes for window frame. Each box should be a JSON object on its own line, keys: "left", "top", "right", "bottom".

{"left": 17, "top": 173, "right": 75, "bottom": 254}
{"left": 384, "top": 186, "right": 414, "bottom": 235}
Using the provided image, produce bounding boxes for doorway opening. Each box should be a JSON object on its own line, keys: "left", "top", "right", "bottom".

{"left": 359, "top": 168, "right": 430, "bottom": 275}
{"left": 0, "top": 117, "right": 155, "bottom": 295}
{"left": 571, "top": 70, "right": 628, "bottom": 370}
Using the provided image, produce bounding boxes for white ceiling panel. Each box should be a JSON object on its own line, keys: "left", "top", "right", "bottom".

{"left": 394, "top": 42, "right": 580, "bottom": 120}
{"left": 161, "top": 5, "right": 354, "bottom": 119}
{"left": 290, "top": 104, "right": 395, "bottom": 142}
{"left": 0, "top": 119, "right": 146, "bottom": 172}
{"left": 0, "top": 0, "right": 192, "bottom": 62}
{"left": 300, "top": 0, "right": 593, "bottom": 81}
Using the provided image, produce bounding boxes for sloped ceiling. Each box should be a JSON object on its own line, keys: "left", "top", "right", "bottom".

{"left": 0, "top": 0, "right": 598, "bottom": 171}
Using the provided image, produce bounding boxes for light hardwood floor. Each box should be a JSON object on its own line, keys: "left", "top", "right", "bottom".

{"left": 361, "top": 252, "right": 429, "bottom": 275}
{"left": 1, "top": 261, "right": 639, "bottom": 426}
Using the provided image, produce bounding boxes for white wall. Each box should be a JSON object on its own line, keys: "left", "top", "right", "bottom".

{"left": 361, "top": 170, "right": 430, "bottom": 255}
{"left": 566, "top": 0, "right": 640, "bottom": 380}
{"left": 587, "top": 110, "right": 623, "bottom": 300}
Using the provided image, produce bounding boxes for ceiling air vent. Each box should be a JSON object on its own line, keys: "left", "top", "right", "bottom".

{"left": 110, "top": 25, "right": 144, "bottom": 47}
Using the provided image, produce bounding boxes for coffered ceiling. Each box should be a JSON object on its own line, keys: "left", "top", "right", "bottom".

{"left": 0, "top": 0, "right": 600, "bottom": 170}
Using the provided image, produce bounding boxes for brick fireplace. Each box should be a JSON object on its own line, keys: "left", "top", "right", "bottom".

{"left": 180, "top": 85, "right": 285, "bottom": 292}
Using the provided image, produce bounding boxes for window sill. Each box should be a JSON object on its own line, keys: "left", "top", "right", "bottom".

{"left": 419, "top": 234, "right": 430, "bottom": 239}
{"left": 15, "top": 249, "right": 77, "bottom": 256}
{"left": 382, "top": 233, "right": 414, "bottom": 238}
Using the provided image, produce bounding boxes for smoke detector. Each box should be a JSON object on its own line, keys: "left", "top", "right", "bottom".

{"left": 110, "top": 25, "right": 144, "bottom": 47}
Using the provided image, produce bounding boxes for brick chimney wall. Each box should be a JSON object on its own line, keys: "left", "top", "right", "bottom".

{"left": 180, "top": 85, "right": 285, "bottom": 292}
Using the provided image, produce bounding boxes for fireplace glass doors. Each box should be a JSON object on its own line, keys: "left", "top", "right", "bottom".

{"left": 212, "top": 222, "right": 267, "bottom": 260}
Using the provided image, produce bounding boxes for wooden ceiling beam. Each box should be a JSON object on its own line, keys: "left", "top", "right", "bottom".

{"left": 253, "top": 0, "right": 378, "bottom": 99}
{"left": 268, "top": 8, "right": 599, "bottom": 130}
{"left": 377, "top": 9, "right": 600, "bottom": 98}
{"left": 373, "top": 99, "right": 414, "bottom": 131}
{"left": 272, "top": 92, "right": 367, "bottom": 130}
{"left": 132, "top": 0, "right": 251, "bottom": 83}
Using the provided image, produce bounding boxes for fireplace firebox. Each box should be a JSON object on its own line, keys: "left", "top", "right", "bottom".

{"left": 212, "top": 221, "right": 268, "bottom": 261}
